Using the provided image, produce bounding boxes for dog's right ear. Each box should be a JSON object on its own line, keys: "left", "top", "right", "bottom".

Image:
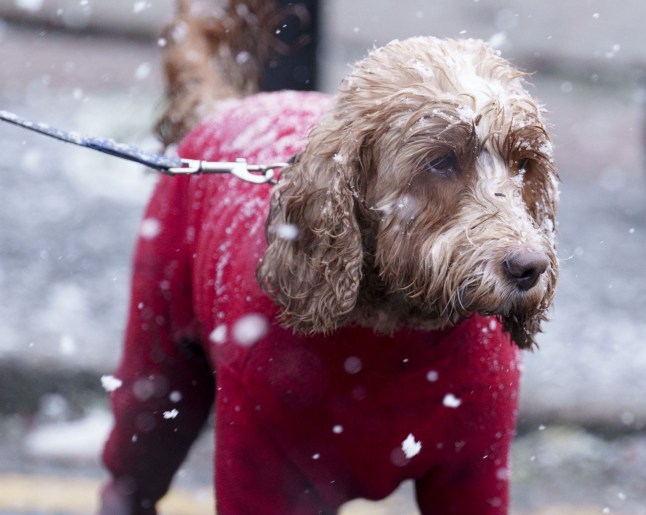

{"left": 257, "top": 117, "right": 368, "bottom": 334}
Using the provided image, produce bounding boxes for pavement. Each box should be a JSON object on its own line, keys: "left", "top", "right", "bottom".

{"left": 1, "top": 1, "right": 646, "bottom": 514}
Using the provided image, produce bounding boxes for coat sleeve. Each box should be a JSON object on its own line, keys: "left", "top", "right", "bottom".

{"left": 100, "top": 175, "right": 215, "bottom": 514}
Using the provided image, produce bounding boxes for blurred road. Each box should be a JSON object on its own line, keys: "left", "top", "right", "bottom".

{"left": 1, "top": 1, "right": 646, "bottom": 514}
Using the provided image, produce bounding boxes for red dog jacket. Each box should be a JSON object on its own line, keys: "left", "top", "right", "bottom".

{"left": 101, "top": 91, "right": 521, "bottom": 515}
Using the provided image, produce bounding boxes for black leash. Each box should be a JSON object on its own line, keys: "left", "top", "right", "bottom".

{"left": 0, "top": 110, "right": 288, "bottom": 184}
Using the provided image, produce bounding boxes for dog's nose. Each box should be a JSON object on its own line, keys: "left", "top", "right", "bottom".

{"left": 502, "top": 249, "right": 549, "bottom": 291}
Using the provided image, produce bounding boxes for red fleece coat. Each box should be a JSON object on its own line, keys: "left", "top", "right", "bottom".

{"left": 101, "top": 91, "right": 521, "bottom": 515}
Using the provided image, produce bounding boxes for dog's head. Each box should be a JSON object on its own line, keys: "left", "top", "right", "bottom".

{"left": 257, "top": 37, "right": 559, "bottom": 348}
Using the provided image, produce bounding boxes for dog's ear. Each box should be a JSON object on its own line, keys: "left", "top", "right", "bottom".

{"left": 257, "top": 117, "right": 367, "bottom": 333}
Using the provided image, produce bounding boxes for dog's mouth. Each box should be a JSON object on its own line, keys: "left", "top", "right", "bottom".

{"left": 372, "top": 250, "right": 555, "bottom": 338}
{"left": 448, "top": 275, "right": 554, "bottom": 349}
{"left": 406, "top": 257, "right": 554, "bottom": 348}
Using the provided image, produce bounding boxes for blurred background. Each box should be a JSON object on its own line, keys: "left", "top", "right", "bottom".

{"left": 1, "top": 0, "right": 645, "bottom": 513}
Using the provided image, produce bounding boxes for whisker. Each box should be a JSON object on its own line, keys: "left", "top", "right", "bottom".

{"left": 469, "top": 211, "right": 499, "bottom": 231}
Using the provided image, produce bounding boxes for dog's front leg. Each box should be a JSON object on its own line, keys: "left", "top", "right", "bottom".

{"left": 100, "top": 176, "right": 215, "bottom": 514}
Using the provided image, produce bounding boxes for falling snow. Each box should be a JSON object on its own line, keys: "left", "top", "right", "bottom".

{"left": 426, "top": 370, "right": 439, "bottom": 382}
{"left": 209, "top": 324, "right": 228, "bottom": 345}
{"left": 402, "top": 434, "right": 422, "bottom": 458}
{"left": 275, "top": 223, "right": 299, "bottom": 241}
{"left": 343, "top": 356, "right": 362, "bottom": 374}
{"left": 15, "top": 0, "right": 43, "bottom": 12}
{"left": 59, "top": 334, "right": 77, "bottom": 356}
{"left": 163, "top": 409, "right": 179, "bottom": 420}
{"left": 100, "top": 375, "right": 123, "bottom": 393}
{"left": 443, "top": 394, "right": 462, "bottom": 408}
{"left": 488, "top": 32, "right": 507, "bottom": 48}
{"left": 232, "top": 314, "right": 268, "bottom": 346}
{"left": 135, "top": 62, "right": 152, "bottom": 81}
{"left": 140, "top": 218, "right": 161, "bottom": 239}
{"left": 133, "top": 1, "right": 149, "bottom": 14}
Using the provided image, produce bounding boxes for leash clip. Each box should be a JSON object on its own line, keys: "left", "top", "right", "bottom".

{"left": 168, "top": 158, "right": 288, "bottom": 184}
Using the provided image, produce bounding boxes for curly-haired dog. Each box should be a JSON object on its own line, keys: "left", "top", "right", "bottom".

{"left": 100, "top": 4, "right": 558, "bottom": 515}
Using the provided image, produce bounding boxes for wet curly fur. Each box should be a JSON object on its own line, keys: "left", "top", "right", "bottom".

{"left": 158, "top": 6, "right": 558, "bottom": 349}
{"left": 256, "top": 39, "right": 558, "bottom": 348}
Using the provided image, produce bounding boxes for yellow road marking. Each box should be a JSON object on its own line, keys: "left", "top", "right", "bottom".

{"left": 0, "top": 473, "right": 623, "bottom": 515}
{"left": 0, "top": 473, "right": 213, "bottom": 514}
{"left": 527, "top": 508, "right": 623, "bottom": 515}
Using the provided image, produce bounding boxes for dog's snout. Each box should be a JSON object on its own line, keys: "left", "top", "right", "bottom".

{"left": 502, "top": 249, "right": 549, "bottom": 291}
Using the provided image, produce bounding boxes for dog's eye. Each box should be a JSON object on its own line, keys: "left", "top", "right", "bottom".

{"left": 517, "top": 158, "right": 530, "bottom": 171}
{"left": 426, "top": 153, "right": 458, "bottom": 176}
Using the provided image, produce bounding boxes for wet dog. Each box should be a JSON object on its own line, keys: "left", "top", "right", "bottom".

{"left": 100, "top": 2, "right": 558, "bottom": 514}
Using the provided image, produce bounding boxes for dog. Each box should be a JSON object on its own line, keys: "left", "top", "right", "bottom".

{"left": 100, "top": 2, "right": 558, "bottom": 514}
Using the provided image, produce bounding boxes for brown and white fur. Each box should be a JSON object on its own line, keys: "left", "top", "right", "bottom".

{"left": 157, "top": 4, "right": 559, "bottom": 349}
{"left": 98, "top": 4, "right": 561, "bottom": 513}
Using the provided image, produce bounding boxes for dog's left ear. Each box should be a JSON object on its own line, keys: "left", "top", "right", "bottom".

{"left": 257, "top": 115, "right": 369, "bottom": 333}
